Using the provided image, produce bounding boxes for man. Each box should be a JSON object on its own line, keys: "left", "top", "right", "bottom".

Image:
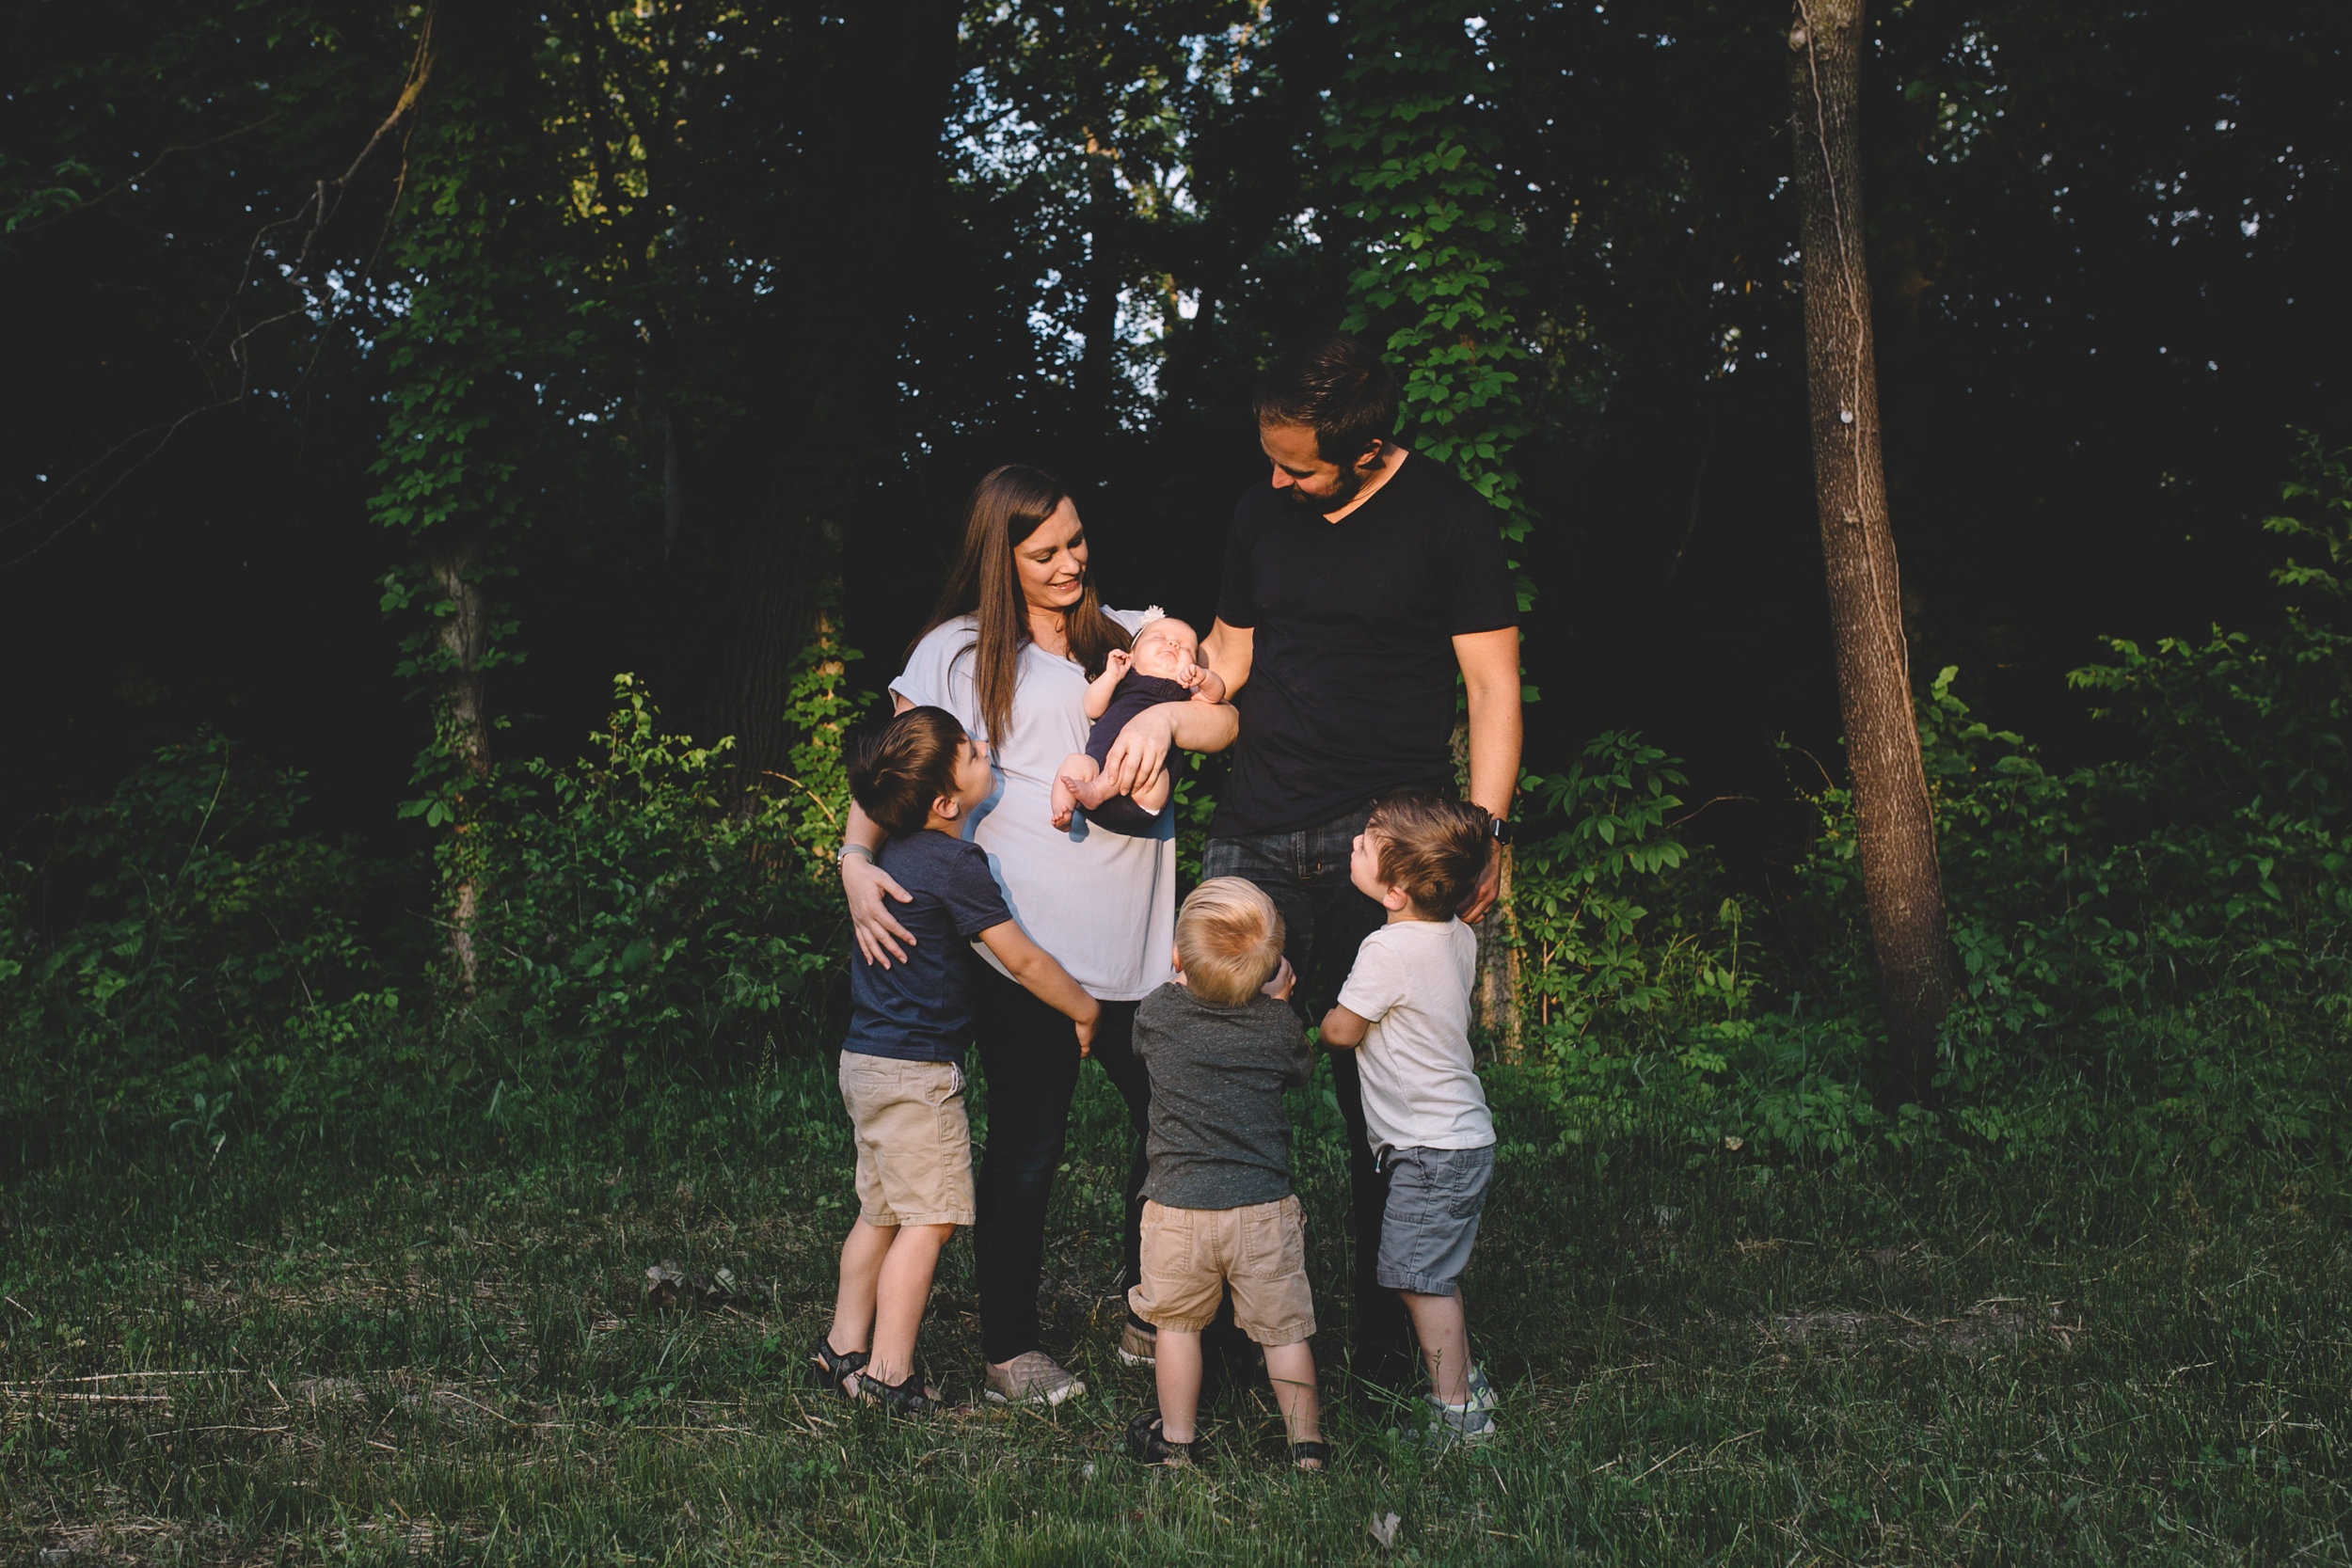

{"left": 1106, "top": 332, "right": 1522, "bottom": 1391}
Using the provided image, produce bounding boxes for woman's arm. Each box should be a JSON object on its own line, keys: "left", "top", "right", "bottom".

{"left": 841, "top": 693, "right": 917, "bottom": 967}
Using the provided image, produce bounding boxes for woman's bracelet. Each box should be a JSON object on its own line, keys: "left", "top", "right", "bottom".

{"left": 837, "top": 843, "right": 877, "bottom": 868}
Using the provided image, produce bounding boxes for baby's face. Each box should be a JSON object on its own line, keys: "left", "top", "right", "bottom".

{"left": 1129, "top": 618, "right": 1200, "bottom": 680}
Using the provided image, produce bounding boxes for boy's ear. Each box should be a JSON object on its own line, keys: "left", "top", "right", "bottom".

{"left": 1379, "top": 883, "right": 1411, "bottom": 913}
{"left": 933, "top": 794, "right": 960, "bottom": 821}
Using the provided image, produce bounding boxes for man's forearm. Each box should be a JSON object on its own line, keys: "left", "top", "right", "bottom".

{"left": 1160, "top": 697, "right": 1239, "bottom": 755}
{"left": 1463, "top": 686, "right": 1522, "bottom": 822}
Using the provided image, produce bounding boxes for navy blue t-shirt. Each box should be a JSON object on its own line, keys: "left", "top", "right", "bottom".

{"left": 843, "top": 831, "right": 1011, "bottom": 1063}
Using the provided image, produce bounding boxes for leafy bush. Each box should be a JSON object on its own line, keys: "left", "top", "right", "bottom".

{"left": 1513, "top": 439, "right": 2352, "bottom": 1160}
{"left": 465, "top": 676, "right": 844, "bottom": 1097}
{"left": 1510, "top": 734, "right": 1887, "bottom": 1153}
{"left": 0, "top": 733, "right": 403, "bottom": 1141}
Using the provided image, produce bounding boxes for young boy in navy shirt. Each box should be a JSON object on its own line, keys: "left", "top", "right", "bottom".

{"left": 814, "top": 705, "right": 1100, "bottom": 1413}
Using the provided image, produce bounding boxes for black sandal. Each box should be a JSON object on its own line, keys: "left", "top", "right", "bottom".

{"left": 808, "top": 1338, "right": 869, "bottom": 1401}
{"left": 1289, "top": 1439, "right": 1331, "bottom": 1471}
{"left": 857, "top": 1365, "right": 943, "bottom": 1416}
{"left": 1126, "top": 1408, "right": 1196, "bottom": 1466}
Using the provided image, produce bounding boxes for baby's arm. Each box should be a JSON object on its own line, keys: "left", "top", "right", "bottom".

{"left": 1082, "top": 650, "right": 1134, "bottom": 721}
{"left": 1177, "top": 659, "right": 1227, "bottom": 705}
{"left": 1050, "top": 752, "right": 1100, "bottom": 829}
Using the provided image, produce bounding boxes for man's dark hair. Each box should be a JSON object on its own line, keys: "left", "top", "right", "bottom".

{"left": 1252, "top": 333, "right": 1399, "bottom": 463}
{"left": 846, "top": 705, "right": 968, "bottom": 837}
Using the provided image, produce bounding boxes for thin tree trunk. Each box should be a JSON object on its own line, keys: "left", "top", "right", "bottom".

{"left": 429, "top": 537, "right": 493, "bottom": 990}
{"left": 1788, "top": 0, "right": 1956, "bottom": 1106}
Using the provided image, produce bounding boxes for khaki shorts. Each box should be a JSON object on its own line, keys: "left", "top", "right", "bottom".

{"left": 838, "top": 1053, "right": 976, "bottom": 1228}
{"left": 1127, "top": 1195, "right": 1315, "bottom": 1347}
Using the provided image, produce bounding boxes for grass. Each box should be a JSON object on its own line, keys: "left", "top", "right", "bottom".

{"left": 1, "top": 1053, "right": 2346, "bottom": 1565}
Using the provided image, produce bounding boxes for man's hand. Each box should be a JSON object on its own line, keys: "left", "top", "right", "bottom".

{"left": 1457, "top": 838, "right": 1503, "bottom": 925}
{"left": 844, "top": 856, "right": 916, "bottom": 967}
{"left": 1073, "top": 1005, "right": 1100, "bottom": 1058}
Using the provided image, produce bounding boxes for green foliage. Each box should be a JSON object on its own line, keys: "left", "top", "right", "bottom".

{"left": 468, "top": 677, "right": 840, "bottom": 1095}
{"left": 0, "top": 733, "right": 401, "bottom": 1139}
{"left": 1511, "top": 735, "right": 1885, "bottom": 1154}
{"left": 1333, "top": 0, "right": 1532, "bottom": 560}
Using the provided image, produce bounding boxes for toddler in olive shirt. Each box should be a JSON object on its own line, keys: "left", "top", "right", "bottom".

{"left": 1124, "top": 878, "right": 1327, "bottom": 1470}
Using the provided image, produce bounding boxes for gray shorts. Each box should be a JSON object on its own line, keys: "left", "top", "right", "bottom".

{"left": 1375, "top": 1144, "right": 1495, "bottom": 1296}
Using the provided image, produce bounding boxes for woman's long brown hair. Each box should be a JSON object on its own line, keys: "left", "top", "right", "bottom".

{"left": 911, "top": 464, "right": 1133, "bottom": 747}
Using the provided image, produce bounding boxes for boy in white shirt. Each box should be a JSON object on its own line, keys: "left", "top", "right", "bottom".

{"left": 1318, "top": 792, "right": 1500, "bottom": 1446}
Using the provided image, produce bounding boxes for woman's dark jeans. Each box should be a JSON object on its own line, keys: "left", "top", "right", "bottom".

{"left": 969, "top": 964, "right": 1148, "bottom": 1367}
{"left": 1202, "top": 803, "right": 1417, "bottom": 1393}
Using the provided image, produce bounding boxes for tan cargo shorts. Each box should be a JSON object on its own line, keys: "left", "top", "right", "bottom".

{"left": 1127, "top": 1194, "right": 1315, "bottom": 1347}
{"left": 837, "top": 1052, "right": 976, "bottom": 1228}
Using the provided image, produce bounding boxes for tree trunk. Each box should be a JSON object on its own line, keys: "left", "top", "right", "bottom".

{"left": 429, "top": 536, "right": 493, "bottom": 990}
{"left": 1788, "top": 0, "right": 1957, "bottom": 1106}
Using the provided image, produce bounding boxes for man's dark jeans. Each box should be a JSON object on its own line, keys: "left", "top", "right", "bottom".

{"left": 1203, "top": 804, "right": 1417, "bottom": 1393}
{"left": 969, "top": 965, "right": 1148, "bottom": 1368}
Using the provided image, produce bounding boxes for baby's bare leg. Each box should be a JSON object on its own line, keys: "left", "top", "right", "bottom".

{"left": 1051, "top": 753, "right": 1098, "bottom": 829}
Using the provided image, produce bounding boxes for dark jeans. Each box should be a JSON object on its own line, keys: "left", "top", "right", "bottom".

{"left": 969, "top": 963, "right": 1149, "bottom": 1367}
{"left": 1203, "top": 804, "right": 1417, "bottom": 1392}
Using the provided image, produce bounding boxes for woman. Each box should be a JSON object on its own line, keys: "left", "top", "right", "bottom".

{"left": 840, "top": 464, "right": 1235, "bottom": 1404}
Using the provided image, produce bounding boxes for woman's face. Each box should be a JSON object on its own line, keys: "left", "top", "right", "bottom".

{"left": 1015, "top": 498, "right": 1089, "bottom": 614}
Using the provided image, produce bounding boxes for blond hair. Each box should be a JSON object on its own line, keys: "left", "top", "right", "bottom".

{"left": 1176, "top": 879, "right": 1285, "bottom": 1006}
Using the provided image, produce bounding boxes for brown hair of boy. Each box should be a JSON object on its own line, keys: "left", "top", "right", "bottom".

{"left": 1365, "top": 792, "right": 1492, "bottom": 918}
{"left": 846, "top": 705, "right": 968, "bottom": 838}
{"left": 1175, "top": 878, "right": 1286, "bottom": 1006}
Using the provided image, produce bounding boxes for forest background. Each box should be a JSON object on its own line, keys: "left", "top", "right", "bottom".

{"left": 5, "top": 4, "right": 2352, "bottom": 1560}
{"left": 3, "top": 0, "right": 2350, "bottom": 1161}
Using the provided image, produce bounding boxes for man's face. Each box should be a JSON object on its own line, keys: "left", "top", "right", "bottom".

{"left": 1261, "top": 422, "right": 1378, "bottom": 515}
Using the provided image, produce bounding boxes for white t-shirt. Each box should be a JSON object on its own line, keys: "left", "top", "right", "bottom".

{"left": 1335, "top": 917, "right": 1495, "bottom": 1155}
{"left": 890, "top": 610, "right": 1178, "bottom": 1002}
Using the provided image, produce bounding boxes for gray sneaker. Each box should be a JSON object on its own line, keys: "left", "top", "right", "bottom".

{"left": 1395, "top": 1366, "right": 1500, "bottom": 1450}
{"left": 985, "top": 1351, "right": 1087, "bottom": 1407}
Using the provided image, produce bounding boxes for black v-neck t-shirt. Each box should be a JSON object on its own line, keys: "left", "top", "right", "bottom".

{"left": 1211, "top": 453, "right": 1518, "bottom": 838}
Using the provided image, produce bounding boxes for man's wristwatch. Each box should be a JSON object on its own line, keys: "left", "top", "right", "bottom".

{"left": 1489, "top": 816, "right": 1515, "bottom": 847}
{"left": 837, "top": 843, "right": 877, "bottom": 867}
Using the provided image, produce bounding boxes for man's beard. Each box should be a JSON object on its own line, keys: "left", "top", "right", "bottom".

{"left": 1282, "top": 459, "right": 1373, "bottom": 515}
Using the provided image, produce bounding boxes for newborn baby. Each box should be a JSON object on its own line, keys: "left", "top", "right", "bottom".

{"left": 1050, "top": 615, "right": 1227, "bottom": 836}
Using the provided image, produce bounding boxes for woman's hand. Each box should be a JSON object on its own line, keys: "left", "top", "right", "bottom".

{"left": 844, "top": 855, "right": 916, "bottom": 968}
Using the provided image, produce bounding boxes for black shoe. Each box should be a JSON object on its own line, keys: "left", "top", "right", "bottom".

{"left": 808, "top": 1338, "right": 869, "bottom": 1401}
{"left": 1126, "top": 1408, "right": 1197, "bottom": 1466}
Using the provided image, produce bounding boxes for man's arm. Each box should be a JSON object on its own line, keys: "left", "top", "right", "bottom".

{"left": 1454, "top": 626, "right": 1524, "bottom": 924}
{"left": 1200, "top": 618, "right": 1254, "bottom": 702}
{"left": 1093, "top": 693, "right": 1239, "bottom": 801}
